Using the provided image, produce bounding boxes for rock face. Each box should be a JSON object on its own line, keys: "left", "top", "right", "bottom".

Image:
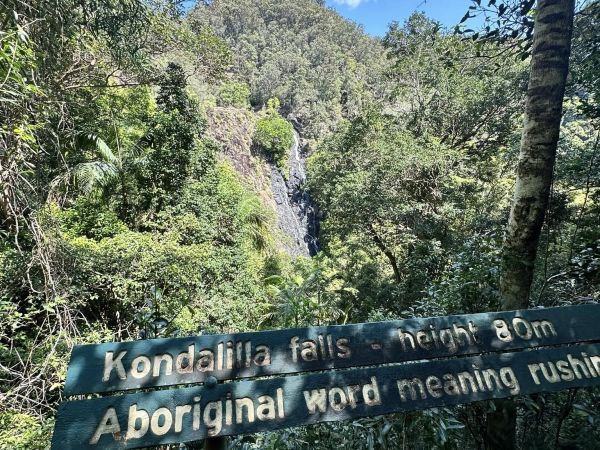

{"left": 206, "top": 107, "right": 318, "bottom": 257}
{"left": 269, "top": 130, "right": 318, "bottom": 257}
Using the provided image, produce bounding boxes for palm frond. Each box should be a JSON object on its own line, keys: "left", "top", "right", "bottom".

{"left": 75, "top": 133, "right": 118, "bottom": 164}
{"left": 92, "top": 134, "right": 117, "bottom": 165}
{"left": 239, "top": 196, "right": 273, "bottom": 253}
{"left": 72, "top": 161, "right": 118, "bottom": 194}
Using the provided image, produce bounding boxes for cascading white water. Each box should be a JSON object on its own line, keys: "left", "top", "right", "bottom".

{"left": 269, "top": 130, "right": 318, "bottom": 257}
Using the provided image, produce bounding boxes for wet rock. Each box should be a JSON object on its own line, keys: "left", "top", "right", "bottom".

{"left": 270, "top": 130, "right": 319, "bottom": 257}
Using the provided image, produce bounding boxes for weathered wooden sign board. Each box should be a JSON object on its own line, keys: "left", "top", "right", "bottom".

{"left": 64, "top": 305, "right": 600, "bottom": 395}
{"left": 52, "top": 304, "right": 600, "bottom": 449}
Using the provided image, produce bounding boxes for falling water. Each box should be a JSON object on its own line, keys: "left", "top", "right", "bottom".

{"left": 269, "top": 130, "right": 319, "bottom": 257}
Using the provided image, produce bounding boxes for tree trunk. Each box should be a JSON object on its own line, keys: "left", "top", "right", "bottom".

{"left": 0, "top": 157, "right": 16, "bottom": 233}
{"left": 499, "top": 0, "right": 575, "bottom": 311}
{"left": 488, "top": 1, "right": 575, "bottom": 449}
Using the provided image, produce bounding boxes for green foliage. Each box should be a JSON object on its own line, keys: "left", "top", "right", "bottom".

{"left": 571, "top": 1, "right": 600, "bottom": 119}
{"left": 231, "top": 409, "right": 466, "bottom": 450}
{"left": 0, "top": 16, "right": 42, "bottom": 231}
{"left": 1, "top": 0, "right": 600, "bottom": 449}
{"left": 0, "top": 412, "right": 54, "bottom": 450}
{"left": 59, "top": 197, "right": 128, "bottom": 240}
{"left": 262, "top": 255, "right": 353, "bottom": 327}
{"left": 431, "top": 233, "right": 502, "bottom": 314}
{"left": 189, "top": 136, "right": 219, "bottom": 179}
{"left": 253, "top": 107, "right": 294, "bottom": 169}
{"left": 527, "top": 101, "right": 600, "bottom": 307}
{"left": 267, "top": 97, "right": 281, "bottom": 111}
{"left": 53, "top": 160, "right": 274, "bottom": 336}
{"left": 152, "top": 11, "right": 232, "bottom": 82}
{"left": 217, "top": 80, "right": 251, "bottom": 108}
{"left": 65, "top": 230, "right": 262, "bottom": 333}
{"left": 0, "top": 22, "right": 39, "bottom": 105}
{"left": 137, "top": 63, "right": 207, "bottom": 213}
{"left": 238, "top": 195, "right": 273, "bottom": 254}
{"left": 189, "top": 0, "right": 387, "bottom": 137}
{"left": 156, "top": 63, "right": 198, "bottom": 114}
{"left": 309, "top": 109, "right": 456, "bottom": 315}
{"left": 0, "top": 0, "right": 273, "bottom": 435}
{"left": 384, "top": 13, "right": 526, "bottom": 153}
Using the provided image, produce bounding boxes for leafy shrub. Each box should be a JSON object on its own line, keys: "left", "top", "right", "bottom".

{"left": 0, "top": 412, "right": 54, "bottom": 450}
{"left": 430, "top": 233, "right": 502, "bottom": 314}
{"left": 189, "top": 137, "right": 218, "bottom": 180}
{"left": 59, "top": 197, "right": 128, "bottom": 240}
{"left": 56, "top": 161, "right": 275, "bottom": 338}
{"left": 217, "top": 80, "right": 251, "bottom": 108}
{"left": 64, "top": 230, "right": 267, "bottom": 335}
{"left": 230, "top": 410, "right": 466, "bottom": 450}
{"left": 253, "top": 104, "right": 294, "bottom": 169}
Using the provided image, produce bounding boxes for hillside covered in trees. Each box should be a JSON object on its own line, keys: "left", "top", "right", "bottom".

{"left": 1, "top": 0, "right": 599, "bottom": 448}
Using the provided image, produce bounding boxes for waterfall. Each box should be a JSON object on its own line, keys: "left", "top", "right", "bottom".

{"left": 269, "top": 130, "right": 318, "bottom": 257}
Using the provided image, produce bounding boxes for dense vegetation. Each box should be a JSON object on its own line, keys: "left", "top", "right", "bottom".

{"left": 189, "top": 0, "right": 387, "bottom": 139}
{"left": 1, "top": 0, "right": 599, "bottom": 449}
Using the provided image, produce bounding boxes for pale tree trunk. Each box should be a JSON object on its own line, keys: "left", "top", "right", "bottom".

{"left": 499, "top": 0, "right": 575, "bottom": 311}
{"left": 486, "top": 1, "right": 575, "bottom": 449}
{"left": 0, "top": 156, "right": 17, "bottom": 232}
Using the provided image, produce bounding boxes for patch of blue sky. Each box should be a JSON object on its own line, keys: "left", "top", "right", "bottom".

{"left": 326, "top": 0, "right": 479, "bottom": 36}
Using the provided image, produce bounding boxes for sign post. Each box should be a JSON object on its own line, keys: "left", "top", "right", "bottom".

{"left": 51, "top": 304, "right": 600, "bottom": 450}
{"left": 203, "top": 377, "right": 226, "bottom": 450}
{"left": 203, "top": 438, "right": 226, "bottom": 450}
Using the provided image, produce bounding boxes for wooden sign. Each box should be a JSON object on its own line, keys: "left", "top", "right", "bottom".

{"left": 52, "top": 342, "right": 600, "bottom": 449}
{"left": 64, "top": 304, "right": 600, "bottom": 395}
{"left": 53, "top": 304, "right": 600, "bottom": 449}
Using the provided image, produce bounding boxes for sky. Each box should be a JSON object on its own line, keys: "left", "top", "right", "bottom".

{"left": 325, "top": 0, "right": 476, "bottom": 36}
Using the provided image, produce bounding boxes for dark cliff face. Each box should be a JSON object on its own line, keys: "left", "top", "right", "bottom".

{"left": 206, "top": 108, "right": 318, "bottom": 257}
{"left": 270, "top": 130, "right": 319, "bottom": 257}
